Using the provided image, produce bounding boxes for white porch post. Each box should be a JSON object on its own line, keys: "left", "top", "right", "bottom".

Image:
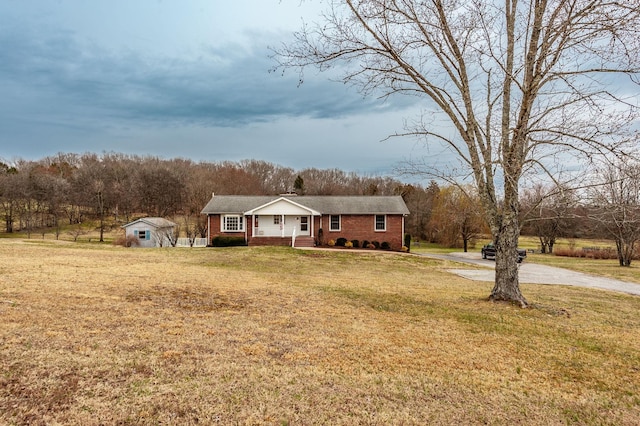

{"left": 281, "top": 214, "right": 285, "bottom": 238}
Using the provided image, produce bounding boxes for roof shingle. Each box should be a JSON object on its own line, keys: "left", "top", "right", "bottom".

{"left": 201, "top": 195, "right": 410, "bottom": 215}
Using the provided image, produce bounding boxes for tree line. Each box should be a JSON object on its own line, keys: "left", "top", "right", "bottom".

{"left": 1, "top": 152, "right": 638, "bottom": 266}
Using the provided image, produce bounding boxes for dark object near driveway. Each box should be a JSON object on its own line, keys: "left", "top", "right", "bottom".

{"left": 481, "top": 242, "right": 527, "bottom": 263}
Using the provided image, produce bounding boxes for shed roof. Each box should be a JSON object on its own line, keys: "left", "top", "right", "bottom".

{"left": 201, "top": 195, "right": 410, "bottom": 215}
{"left": 122, "top": 217, "right": 177, "bottom": 229}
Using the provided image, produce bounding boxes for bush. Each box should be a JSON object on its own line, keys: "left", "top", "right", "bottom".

{"left": 211, "top": 236, "right": 247, "bottom": 247}
{"left": 336, "top": 237, "right": 348, "bottom": 247}
{"left": 362, "top": 240, "right": 371, "bottom": 249}
{"left": 328, "top": 239, "right": 336, "bottom": 246}
{"left": 371, "top": 241, "right": 380, "bottom": 249}
{"left": 351, "top": 239, "right": 360, "bottom": 248}
{"left": 554, "top": 246, "right": 619, "bottom": 260}
{"left": 115, "top": 235, "right": 140, "bottom": 247}
{"left": 381, "top": 241, "right": 391, "bottom": 250}
{"left": 345, "top": 241, "right": 353, "bottom": 248}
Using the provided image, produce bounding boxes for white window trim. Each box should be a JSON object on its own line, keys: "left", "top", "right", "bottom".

{"left": 221, "top": 214, "right": 245, "bottom": 232}
{"left": 329, "top": 214, "right": 341, "bottom": 232}
{"left": 374, "top": 214, "right": 387, "bottom": 232}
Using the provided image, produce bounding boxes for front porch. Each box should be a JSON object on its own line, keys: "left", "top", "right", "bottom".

{"left": 245, "top": 198, "right": 321, "bottom": 246}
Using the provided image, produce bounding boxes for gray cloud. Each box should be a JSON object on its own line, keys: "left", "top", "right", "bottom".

{"left": 0, "top": 24, "right": 414, "bottom": 130}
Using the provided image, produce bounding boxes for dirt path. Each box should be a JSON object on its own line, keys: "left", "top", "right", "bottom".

{"left": 418, "top": 252, "right": 640, "bottom": 296}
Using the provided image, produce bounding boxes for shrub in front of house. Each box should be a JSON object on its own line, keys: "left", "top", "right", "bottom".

{"left": 362, "top": 240, "right": 371, "bottom": 248}
{"left": 336, "top": 237, "right": 348, "bottom": 247}
{"left": 371, "top": 241, "right": 381, "bottom": 249}
{"left": 381, "top": 241, "right": 391, "bottom": 250}
{"left": 328, "top": 239, "right": 336, "bottom": 246}
{"left": 404, "top": 233, "right": 411, "bottom": 252}
{"left": 345, "top": 241, "right": 353, "bottom": 248}
{"left": 351, "top": 239, "right": 360, "bottom": 248}
{"left": 212, "top": 236, "right": 247, "bottom": 247}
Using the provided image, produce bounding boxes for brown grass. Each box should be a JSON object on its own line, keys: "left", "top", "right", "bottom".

{"left": 1, "top": 240, "right": 639, "bottom": 425}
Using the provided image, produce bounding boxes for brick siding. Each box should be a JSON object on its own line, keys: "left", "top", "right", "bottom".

{"left": 319, "top": 214, "right": 404, "bottom": 250}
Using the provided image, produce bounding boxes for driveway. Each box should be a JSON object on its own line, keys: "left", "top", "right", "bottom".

{"left": 417, "top": 251, "right": 640, "bottom": 296}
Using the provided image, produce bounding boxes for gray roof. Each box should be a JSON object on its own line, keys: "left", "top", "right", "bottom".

{"left": 201, "top": 195, "right": 410, "bottom": 215}
{"left": 122, "top": 217, "right": 177, "bottom": 229}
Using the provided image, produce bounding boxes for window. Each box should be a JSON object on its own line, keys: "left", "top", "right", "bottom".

{"left": 138, "top": 230, "right": 147, "bottom": 240}
{"left": 300, "top": 216, "right": 308, "bottom": 232}
{"left": 375, "top": 215, "right": 386, "bottom": 231}
{"left": 273, "top": 216, "right": 280, "bottom": 225}
{"left": 330, "top": 215, "right": 340, "bottom": 231}
{"left": 222, "top": 215, "right": 244, "bottom": 232}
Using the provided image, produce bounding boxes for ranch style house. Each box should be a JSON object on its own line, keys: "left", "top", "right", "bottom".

{"left": 201, "top": 194, "right": 410, "bottom": 250}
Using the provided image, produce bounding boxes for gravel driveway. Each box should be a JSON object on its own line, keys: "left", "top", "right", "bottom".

{"left": 418, "top": 252, "right": 640, "bottom": 296}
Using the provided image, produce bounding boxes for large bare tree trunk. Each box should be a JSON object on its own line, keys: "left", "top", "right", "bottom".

{"left": 491, "top": 215, "right": 526, "bottom": 306}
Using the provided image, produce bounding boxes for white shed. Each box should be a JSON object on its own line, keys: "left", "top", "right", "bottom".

{"left": 122, "top": 217, "right": 177, "bottom": 248}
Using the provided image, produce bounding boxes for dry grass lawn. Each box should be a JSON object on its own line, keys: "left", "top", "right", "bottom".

{"left": 1, "top": 240, "right": 639, "bottom": 425}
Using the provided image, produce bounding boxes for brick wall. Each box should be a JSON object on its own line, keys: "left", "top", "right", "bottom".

{"left": 207, "top": 215, "right": 245, "bottom": 243}
{"left": 319, "top": 214, "right": 404, "bottom": 250}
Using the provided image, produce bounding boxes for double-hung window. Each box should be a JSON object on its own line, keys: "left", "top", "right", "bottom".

{"left": 375, "top": 214, "right": 386, "bottom": 231}
{"left": 329, "top": 215, "right": 341, "bottom": 231}
{"left": 222, "top": 215, "right": 244, "bottom": 232}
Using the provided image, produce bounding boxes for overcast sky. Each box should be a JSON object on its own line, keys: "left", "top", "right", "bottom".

{"left": 0, "top": 0, "right": 435, "bottom": 178}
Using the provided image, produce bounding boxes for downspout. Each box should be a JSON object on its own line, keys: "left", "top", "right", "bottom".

{"left": 402, "top": 214, "right": 407, "bottom": 249}
{"left": 245, "top": 215, "right": 249, "bottom": 245}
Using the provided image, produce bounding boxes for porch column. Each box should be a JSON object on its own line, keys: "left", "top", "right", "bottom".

{"left": 281, "top": 214, "right": 285, "bottom": 238}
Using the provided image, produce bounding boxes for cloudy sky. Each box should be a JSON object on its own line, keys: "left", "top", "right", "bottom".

{"left": 0, "top": 0, "right": 433, "bottom": 177}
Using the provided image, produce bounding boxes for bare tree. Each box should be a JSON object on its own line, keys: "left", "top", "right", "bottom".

{"left": 521, "top": 184, "right": 576, "bottom": 254}
{"left": 72, "top": 154, "right": 115, "bottom": 243}
{"left": 588, "top": 160, "right": 640, "bottom": 266}
{"left": 275, "top": 0, "right": 640, "bottom": 306}
{"left": 0, "top": 161, "right": 20, "bottom": 233}
{"left": 136, "top": 158, "right": 186, "bottom": 217}
{"left": 429, "top": 185, "right": 487, "bottom": 252}
{"left": 154, "top": 226, "right": 178, "bottom": 248}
